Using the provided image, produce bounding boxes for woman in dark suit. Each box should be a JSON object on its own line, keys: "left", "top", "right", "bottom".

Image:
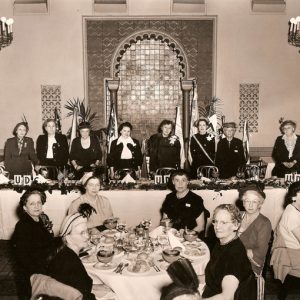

{"left": 190, "top": 117, "right": 216, "bottom": 178}
{"left": 36, "top": 119, "right": 69, "bottom": 180}
{"left": 272, "top": 120, "right": 300, "bottom": 177}
{"left": 107, "top": 122, "right": 143, "bottom": 179}
{"left": 70, "top": 121, "right": 102, "bottom": 179}
{"left": 12, "top": 188, "right": 54, "bottom": 298}
{"left": 4, "top": 122, "right": 38, "bottom": 179}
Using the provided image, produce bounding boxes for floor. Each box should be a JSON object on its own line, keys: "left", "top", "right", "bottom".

{"left": 0, "top": 240, "right": 299, "bottom": 300}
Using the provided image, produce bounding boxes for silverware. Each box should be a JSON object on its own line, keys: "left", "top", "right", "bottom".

{"left": 113, "top": 262, "right": 123, "bottom": 273}
{"left": 119, "top": 263, "right": 129, "bottom": 274}
{"left": 149, "top": 260, "right": 160, "bottom": 272}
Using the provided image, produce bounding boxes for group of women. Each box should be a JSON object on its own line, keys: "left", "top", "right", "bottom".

{"left": 13, "top": 167, "right": 300, "bottom": 299}
{"left": 3, "top": 117, "right": 299, "bottom": 181}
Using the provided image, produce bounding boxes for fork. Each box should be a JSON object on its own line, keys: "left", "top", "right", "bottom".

{"left": 119, "top": 263, "right": 129, "bottom": 274}
{"left": 149, "top": 260, "right": 160, "bottom": 272}
{"left": 113, "top": 262, "right": 123, "bottom": 273}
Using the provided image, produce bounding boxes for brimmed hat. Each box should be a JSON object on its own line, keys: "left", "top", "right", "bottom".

{"left": 223, "top": 122, "right": 236, "bottom": 129}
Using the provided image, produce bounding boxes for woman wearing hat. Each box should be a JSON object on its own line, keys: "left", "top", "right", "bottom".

{"left": 36, "top": 119, "right": 69, "bottom": 180}
{"left": 190, "top": 117, "right": 215, "bottom": 179}
{"left": 272, "top": 120, "right": 300, "bottom": 177}
{"left": 68, "top": 174, "right": 113, "bottom": 230}
{"left": 215, "top": 122, "right": 246, "bottom": 179}
{"left": 70, "top": 121, "right": 102, "bottom": 179}
{"left": 107, "top": 122, "right": 142, "bottom": 179}
{"left": 48, "top": 205, "right": 112, "bottom": 299}
{"left": 238, "top": 183, "right": 272, "bottom": 276}
{"left": 4, "top": 122, "right": 38, "bottom": 179}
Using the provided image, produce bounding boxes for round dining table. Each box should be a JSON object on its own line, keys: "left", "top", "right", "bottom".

{"left": 83, "top": 237, "right": 210, "bottom": 300}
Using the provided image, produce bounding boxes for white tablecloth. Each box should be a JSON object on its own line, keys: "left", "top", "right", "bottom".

{"left": 0, "top": 188, "right": 287, "bottom": 240}
{"left": 84, "top": 242, "right": 210, "bottom": 300}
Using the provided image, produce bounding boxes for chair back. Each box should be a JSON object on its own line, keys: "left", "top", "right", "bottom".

{"left": 30, "top": 274, "right": 83, "bottom": 300}
{"left": 155, "top": 168, "right": 176, "bottom": 176}
{"left": 197, "top": 166, "right": 219, "bottom": 179}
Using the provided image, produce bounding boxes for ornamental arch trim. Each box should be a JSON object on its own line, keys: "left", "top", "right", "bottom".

{"left": 111, "top": 30, "right": 189, "bottom": 79}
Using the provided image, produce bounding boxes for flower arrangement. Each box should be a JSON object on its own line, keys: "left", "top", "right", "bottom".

{"left": 169, "top": 135, "right": 178, "bottom": 145}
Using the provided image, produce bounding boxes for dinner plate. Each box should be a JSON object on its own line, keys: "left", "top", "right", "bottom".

{"left": 181, "top": 247, "right": 206, "bottom": 261}
{"left": 125, "top": 260, "right": 151, "bottom": 275}
{"left": 81, "top": 254, "right": 97, "bottom": 264}
{"left": 93, "top": 261, "right": 118, "bottom": 271}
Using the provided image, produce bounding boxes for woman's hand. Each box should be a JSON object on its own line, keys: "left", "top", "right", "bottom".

{"left": 283, "top": 161, "right": 296, "bottom": 168}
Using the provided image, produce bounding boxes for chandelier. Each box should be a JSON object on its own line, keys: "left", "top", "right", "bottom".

{"left": 0, "top": 17, "right": 14, "bottom": 51}
{"left": 288, "top": 17, "right": 300, "bottom": 52}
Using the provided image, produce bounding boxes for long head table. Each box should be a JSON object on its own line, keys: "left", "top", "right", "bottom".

{"left": 0, "top": 187, "right": 287, "bottom": 240}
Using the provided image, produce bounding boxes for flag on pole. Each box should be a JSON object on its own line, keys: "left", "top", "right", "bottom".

{"left": 107, "top": 104, "right": 118, "bottom": 153}
{"left": 188, "top": 81, "right": 199, "bottom": 164}
{"left": 54, "top": 108, "right": 62, "bottom": 134}
{"left": 175, "top": 106, "right": 186, "bottom": 169}
{"left": 69, "top": 107, "right": 78, "bottom": 151}
{"left": 243, "top": 120, "right": 250, "bottom": 164}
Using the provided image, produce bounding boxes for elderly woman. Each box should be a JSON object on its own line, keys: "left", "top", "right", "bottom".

{"left": 4, "top": 122, "right": 38, "bottom": 179}
{"left": 36, "top": 119, "right": 69, "bottom": 180}
{"left": 68, "top": 174, "right": 113, "bottom": 230}
{"left": 271, "top": 181, "right": 300, "bottom": 283}
{"left": 161, "top": 169, "right": 208, "bottom": 237}
{"left": 70, "top": 121, "right": 102, "bottom": 179}
{"left": 272, "top": 120, "right": 300, "bottom": 177}
{"left": 148, "top": 119, "right": 181, "bottom": 174}
{"left": 202, "top": 204, "right": 256, "bottom": 299}
{"left": 12, "top": 188, "right": 54, "bottom": 298}
{"left": 190, "top": 117, "right": 215, "bottom": 179}
{"left": 238, "top": 183, "right": 272, "bottom": 276}
{"left": 107, "top": 122, "right": 143, "bottom": 179}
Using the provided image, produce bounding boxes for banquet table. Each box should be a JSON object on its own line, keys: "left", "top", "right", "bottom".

{"left": 0, "top": 187, "right": 287, "bottom": 240}
{"left": 84, "top": 239, "right": 210, "bottom": 300}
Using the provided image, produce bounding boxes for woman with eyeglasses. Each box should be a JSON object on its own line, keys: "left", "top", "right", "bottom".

{"left": 238, "top": 183, "right": 272, "bottom": 276}
{"left": 272, "top": 120, "right": 300, "bottom": 177}
{"left": 201, "top": 204, "right": 256, "bottom": 299}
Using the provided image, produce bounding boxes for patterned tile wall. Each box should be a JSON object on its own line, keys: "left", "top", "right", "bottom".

{"left": 86, "top": 19, "right": 214, "bottom": 140}
{"left": 41, "top": 85, "right": 61, "bottom": 121}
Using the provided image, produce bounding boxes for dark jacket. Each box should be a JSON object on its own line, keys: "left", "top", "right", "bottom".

{"left": 4, "top": 136, "right": 38, "bottom": 179}
{"left": 148, "top": 133, "right": 181, "bottom": 172}
{"left": 107, "top": 138, "right": 143, "bottom": 170}
{"left": 70, "top": 135, "right": 102, "bottom": 167}
{"left": 215, "top": 137, "right": 246, "bottom": 179}
{"left": 48, "top": 246, "right": 96, "bottom": 300}
{"left": 36, "top": 133, "right": 69, "bottom": 166}
{"left": 272, "top": 135, "right": 300, "bottom": 177}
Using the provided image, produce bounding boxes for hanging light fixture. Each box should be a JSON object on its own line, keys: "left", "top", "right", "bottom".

{"left": 288, "top": 17, "right": 300, "bottom": 52}
{"left": 0, "top": 17, "right": 14, "bottom": 51}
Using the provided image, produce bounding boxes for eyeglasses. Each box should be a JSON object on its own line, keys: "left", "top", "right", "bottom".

{"left": 243, "top": 200, "right": 259, "bottom": 205}
{"left": 212, "top": 220, "right": 233, "bottom": 226}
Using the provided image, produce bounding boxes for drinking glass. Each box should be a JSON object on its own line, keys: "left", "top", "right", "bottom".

{"left": 158, "top": 234, "right": 169, "bottom": 249}
{"left": 97, "top": 250, "right": 114, "bottom": 268}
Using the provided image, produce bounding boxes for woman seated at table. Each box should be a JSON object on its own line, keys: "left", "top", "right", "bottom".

{"left": 190, "top": 117, "right": 215, "bottom": 179}
{"left": 107, "top": 122, "right": 143, "bottom": 179}
{"left": 12, "top": 188, "right": 55, "bottom": 298}
{"left": 238, "top": 183, "right": 272, "bottom": 276}
{"left": 161, "top": 169, "right": 208, "bottom": 237}
{"left": 272, "top": 120, "right": 300, "bottom": 177}
{"left": 202, "top": 204, "right": 256, "bottom": 299}
{"left": 47, "top": 205, "right": 112, "bottom": 299}
{"left": 161, "top": 258, "right": 201, "bottom": 300}
{"left": 4, "top": 122, "right": 38, "bottom": 179}
{"left": 271, "top": 181, "right": 300, "bottom": 282}
{"left": 68, "top": 173, "right": 113, "bottom": 231}
{"left": 148, "top": 119, "right": 181, "bottom": 174}
{"left": 70, "top": 121, "right": 102, "bottom": 179}
{"left": 36, "top": 119, "right": 69, "bottom": 180}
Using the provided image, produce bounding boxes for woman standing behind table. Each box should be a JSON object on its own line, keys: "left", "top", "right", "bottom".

{"left": 161, "top": 169, "right": 208, "bottom": 237}
{"left": 12, "top": 188, "right": 54, "bottom": 299}
{"left": 36, "top": 119, "right": 69, "bottom": 180}
{"left": 70, "top": 121, "right": 102, "bottom": 179}
{"left": 148, "top": 119, "right": 181, "bottom": 174}
{"left": 272, "top": 120, "right": 300, "bottom": 177}
{"left": 238, "top": 183, "right": 272, "bottom": 276}
{"left": 190, "top": 117, "right": 215, "bottom": 179}
{"left": 4, "top": 122, "right": 38, "bottom": 179}
{"left": 202, "top": 204, "right": 256, "bottom": 299}
{"left": 68, "top": 174, "right": 113, "bottom": 231}
{"left": 107, "top": 122, "right": 143, "bottom": 179}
